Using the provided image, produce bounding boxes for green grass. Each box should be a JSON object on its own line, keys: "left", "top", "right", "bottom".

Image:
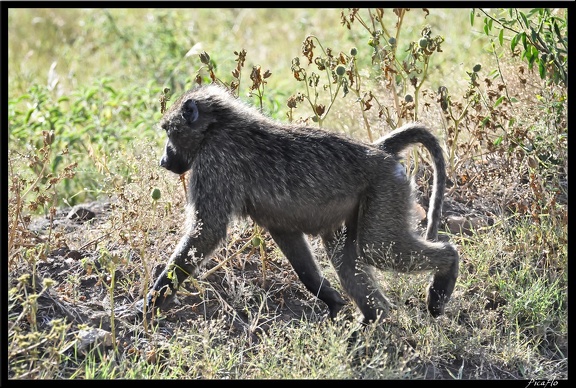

{"left": 7, "top": 7, "right": 567, "bottom": 380}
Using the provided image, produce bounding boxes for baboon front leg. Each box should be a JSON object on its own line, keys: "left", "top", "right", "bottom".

{"left": 139, "top": 220, "right": 227, "bottom": 312}
{"left": 323, "top": 227, "right": 393, "bottom": 324}
{"left": 268, "top": 229, "right": 346, "bottom": 318}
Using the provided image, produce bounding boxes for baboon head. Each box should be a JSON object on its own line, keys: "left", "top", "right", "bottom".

{"left": 159, "top": 97, "right": 201, "bottom": 174}
{"left": 158, "top": 86, "right": 233, "bottom": 174}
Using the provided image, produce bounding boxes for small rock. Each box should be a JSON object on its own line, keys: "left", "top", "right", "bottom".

{"left": 67, "top": 206, "right": 96, "bottom": 222}
{"left": 446, "top": 215, "right": 474, "bottom": 235}
{"left": 413, "top": 203, "right": 427, "bottom": 222}
{"left": 77, "top": 327, "right": 113, "bottom": 355}
{"left": 50, "top": 246, "right": 71, "bottom": 257}
{"left": 80, "top": 275, "right": 99, "bottom": 288}
{"left": 65, "top": 250, "right": 84, "bottom": 260}
{"left": 446, "top": 215, "right": 492, "bottom": 235}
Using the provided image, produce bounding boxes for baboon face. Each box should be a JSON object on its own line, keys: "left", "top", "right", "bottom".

{"left": 160, "top": 139, "right": 191, "bottom": 174}
{"left": 159, "top": 96, "right": 206, "bottom": 174}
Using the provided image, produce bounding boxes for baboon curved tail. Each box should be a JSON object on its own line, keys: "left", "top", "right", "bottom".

{"left": 374, "top": 123, "right": 447, "bottom": 241}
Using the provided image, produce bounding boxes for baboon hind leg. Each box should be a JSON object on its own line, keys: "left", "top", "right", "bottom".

{"left": 370, "top": 237, "right": 458, "bottom": 317}
{"left": 424, "top": 245, "right": 459, "bottom": 317}
{"left": 357, "top": 197, "right": 459, "bottom": 317}
{"left": 323, "top": 226, "right": 394, "bottom": 324}
{"left": 268, "top": 229, "right": 347, "bottom": 318}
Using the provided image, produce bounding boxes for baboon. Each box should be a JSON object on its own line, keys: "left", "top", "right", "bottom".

{"left": 139, "top": 84, "right": 459, "bottom": 324}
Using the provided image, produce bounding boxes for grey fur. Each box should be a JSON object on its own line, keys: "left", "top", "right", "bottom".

{"left": 140, "top": 84, "right": 459, "bottom": 324}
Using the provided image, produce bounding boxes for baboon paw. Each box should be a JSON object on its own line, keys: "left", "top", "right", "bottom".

{"left": 426, "top": 288, "right": 447, "bottom": 317}
{"left": 134, "top": 290, "right": 174, "bottom": 316}
{"left": 361, "top": 306, "right": 390, "bottom": 325}
{"left": 114, "top": 303, "right": 139, "bottom": 319}
{"left": 427, "top": 271, "right": 456, "bottom": 317}
{"left": 134, "top": 295, "right": 158, "bottom": 316}
{"left": 328, "top": 298, "right": 347, "bottom": 320}
{"left": 427, "top": 303, "right": 445, "bottom": 318}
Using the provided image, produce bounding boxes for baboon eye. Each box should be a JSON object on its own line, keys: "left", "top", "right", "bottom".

{"left": 182, "top": 99, "right": 199, "bottom": 123}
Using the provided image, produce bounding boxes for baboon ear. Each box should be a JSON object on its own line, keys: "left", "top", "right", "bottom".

{"left": 182, "top": 99, "right": 199, "bottom": 124}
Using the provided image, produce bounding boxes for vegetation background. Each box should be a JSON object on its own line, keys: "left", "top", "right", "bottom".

{"left": 7, "top": 7, "right": 567, "bottom": 379}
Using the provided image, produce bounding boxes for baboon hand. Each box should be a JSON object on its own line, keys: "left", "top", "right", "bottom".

{"left": 134, "top": 287, "right": 175, "bottom": 316}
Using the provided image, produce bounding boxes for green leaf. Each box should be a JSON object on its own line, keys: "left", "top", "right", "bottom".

{"left": 493, "top": 96, "right": 505, "bottom": 108}
{"left": 530, "top": 29, "right": 538, "bottom": 46}
{"left": 24, "top": 108, "right": 35, "bottom": 124}
{"left": 103, "top": 84, "right": 116, "bottom": 95}
{"left": 470, "top": 9, "right": 475, "bottom": 26}
{"left": 527, "top": 49, "right": 536, "bottom": 69}
{"left": 493, "top": 136, "right": 503, "bottom": 146}
{"left": 511, "top": 33, "right": 520, "bottom": 51}
{"left": 498, "top": 29, "right": 504, "bottom": 46}
{"left": 538, "top": 60, "right": 546, "bottom": 79}
{"left": 520, "top": 12, "right": 529, "bottom": 28}
{"left": 521, "top": 32, "right": 527, "bottom": 50}
{"left": 523, "top": 48, "right": 533, "bottom": 65}
{"left": 532, "top": 8, "right": 544, "bottom": 18}
{"left": 84, "top": 88, "right": 98, "bottom": 100}
{"left": 553, "top": 21, "right": 562, "bottom": 39}
{"left": 528, "top": 45, "right": 539, "bottom": 68}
